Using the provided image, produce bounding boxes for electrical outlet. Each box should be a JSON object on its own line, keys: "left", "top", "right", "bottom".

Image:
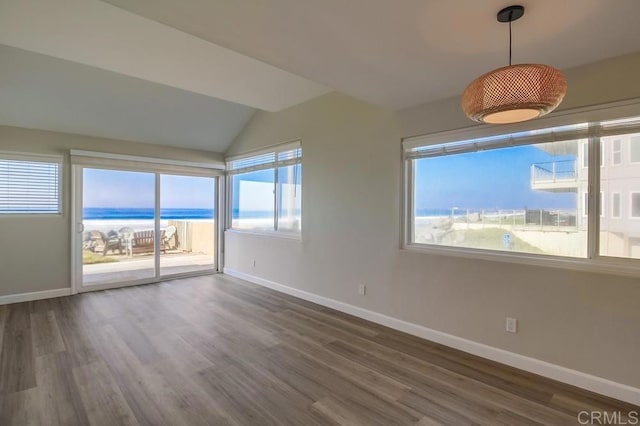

{"left": 506, "top": 317, "right": 517, "bottom": 333}
{"left": 252, "top": 258, "right": 256, "bottom": 267}
{"left": 358, "top": 284, "right": 366, "bottom": 296}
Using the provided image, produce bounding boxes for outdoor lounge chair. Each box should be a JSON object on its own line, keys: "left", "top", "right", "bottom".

{"left": 118, "top": 227, "right": 135, "bottom": 257}
{"left": 85, "top": 230, "right": 122, "bottom": 256}
{"left": 162, "top": 225, "right": 178, "bottom": 251}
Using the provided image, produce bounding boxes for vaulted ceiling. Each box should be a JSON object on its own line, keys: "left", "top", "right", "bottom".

{"left": 1, "top": 0, "right": 639, "bottom": 151}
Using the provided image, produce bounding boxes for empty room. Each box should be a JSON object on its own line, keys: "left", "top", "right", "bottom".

{"left": 1, "top": 0, "right": 640, "bottom": 424}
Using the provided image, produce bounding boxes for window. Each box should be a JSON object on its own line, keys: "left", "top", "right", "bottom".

{"left": 612, "top": 139, "right": 622, "bottom": 165}
{"left": 599, "top": 130, "right": 640, "bottom": 260}
{"left": 227, "top": 142, "right": 301, "bottom": 234}
{"left": 631, "top": 136, "right": 640, "bottom": 163}
{"left": 404, "top": 114, "right": 640, "bottom": 267}
{"left": 632, "top": 193, "right": 640, "bottom": 218}
{"left": 612, "top": 193, "right": 621, "bottom": 218}
{"left": 0, "top": 152, "right": 61, "bottom": 214}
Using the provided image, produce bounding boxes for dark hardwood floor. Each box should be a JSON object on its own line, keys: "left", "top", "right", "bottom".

{"left": 0, "top": 274, "right": 637, "bottom": 425}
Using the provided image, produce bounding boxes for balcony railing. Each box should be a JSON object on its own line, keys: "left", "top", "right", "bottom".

{"left": 531, "top": 160, "right": 578, "bottom": 190}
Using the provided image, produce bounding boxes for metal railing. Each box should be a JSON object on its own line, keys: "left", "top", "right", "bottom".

{"left": 448, "top": 208, "right": 578, "bottom": 229}
{"left": 531, "top": 160, "right": 577, "bottom": 185}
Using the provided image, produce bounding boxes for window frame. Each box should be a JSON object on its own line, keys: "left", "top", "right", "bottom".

{"left": 612, "top": 192, "right": 621, "bottom": 219}
{"left": 0, "top": 151, "right": 63, "bottom": 216}
{"left": 225, "top": 140, "right": 302, "bottom": 239}
{"left": 401, "top": 99, "right": 640, "bottom": 277}
{"left": 630, "top": 192, "right": 640, "bottom": 219}
{"left": 630, "top": 135, "right": 640, "bottom": 164}
{"left": 611, "top": 139, "right": 622, "bottom": 165}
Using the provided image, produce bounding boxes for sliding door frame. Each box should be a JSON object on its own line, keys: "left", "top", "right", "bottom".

{"left": 71, "top": 162, "right": 224, "bottom": 294}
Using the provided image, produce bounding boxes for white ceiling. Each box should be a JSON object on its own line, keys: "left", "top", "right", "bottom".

{"left": 103, "top": 0, "right": 640, "bottom": 110}
{"left": 0, "top": 0, "right": 330, "bottom": 112}
{"left": 0, "top": 45, "right": 255, "bottom": 152}
{"left": 1, "top": 0, "right": 639, "bottom": 152}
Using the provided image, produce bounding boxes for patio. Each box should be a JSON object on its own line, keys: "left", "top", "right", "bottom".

{"left": 83, "top": 251, "right": 215, "bottom": 285}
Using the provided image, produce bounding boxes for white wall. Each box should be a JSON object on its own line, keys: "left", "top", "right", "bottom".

{"left": 224, "top": 53, "right": 640, "bottom": 390}
{"left": 0, "top": 126, "right": 223, "bottom": 297}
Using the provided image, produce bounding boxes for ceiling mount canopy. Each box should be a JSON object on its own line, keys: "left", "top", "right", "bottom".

{"left": 462, "top": 5, "right": 567, "bottom": 125}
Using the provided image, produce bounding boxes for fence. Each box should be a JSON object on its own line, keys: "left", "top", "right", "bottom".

{"left": 449, "top": 208, "right": 577, "bottom": 229}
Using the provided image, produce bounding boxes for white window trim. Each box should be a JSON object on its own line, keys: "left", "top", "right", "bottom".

{"left": 401, "top": 98, "right": 640, "bottom": 278}
{"left": 630, "top": 192, "right": 640, "bottom": 219}
{"left": 225, "top": 140, "right": 302, "bottom": 238}
{"left": 611, "top": 192, "right": 621, "bottom": 219}
{"left": 629, "top": 135, "right": 640, "bottom": 164}
{"left": 0, "top": 151, "right": 63, "bottom": 216}
{"left": 225, "top": 228, "right": 302, "bottom": 241}
{"left": 581, "top": 141, "right": 589, "bottom": 168}
{"left": 611, "top": 139, "right": 622, "bottom": 166}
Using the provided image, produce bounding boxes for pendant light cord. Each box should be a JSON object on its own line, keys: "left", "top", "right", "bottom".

{"left": 509, "top": 20, "right": 512, "bottom": 66}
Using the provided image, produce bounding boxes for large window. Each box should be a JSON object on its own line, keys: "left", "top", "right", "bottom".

{"left": 227, "top": 142, "right": 301, "bottom": 234}
{"left": 0, "top": 152, "right": 61, "bottom": 214}
{"left": 404, "top": 114, "right": 640, "bottom": 267}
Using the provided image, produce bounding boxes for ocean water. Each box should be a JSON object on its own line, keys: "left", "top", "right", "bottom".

{"left": 82, "top": 208, "right": 286, "bottom": 220}
{"left": 83, "top": 208, "right": 215, "bottom": 220}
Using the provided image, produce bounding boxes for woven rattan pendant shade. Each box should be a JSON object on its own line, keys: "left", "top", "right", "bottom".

{"left": 462, "top": 64, "right": 567, "bottom": 124}
{"left": 461, "top": 5, "right": 567, "bottom": 124}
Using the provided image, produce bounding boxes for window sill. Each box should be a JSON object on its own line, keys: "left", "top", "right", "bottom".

{"left": 402, "top": 243, "right": 640, "bottom": 278}
{"left": 225, "top": 228, "right": 302, "bottom": 241}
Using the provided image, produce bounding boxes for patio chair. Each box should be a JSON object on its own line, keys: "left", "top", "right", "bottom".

{"left": 86, "top": 230, "right": 122, "bottom": 256}
{"left": 118, "top": 227, "right": 135, "bottom": 257}
{"left": 162, "top": 225, "right": 178, "bottom": 252}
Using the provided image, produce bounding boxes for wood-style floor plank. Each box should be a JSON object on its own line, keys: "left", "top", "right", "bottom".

{"left": 0, "top": 274, "right": 637, "bottom": 425}
{"left": 72, "top": 360, "right": 139, "bottom": 426}
{"left": 30, "top": 310, "right": 66, "bottom": 357}
{"left": 0, "top": 303, "right": 36, "bottom": 394}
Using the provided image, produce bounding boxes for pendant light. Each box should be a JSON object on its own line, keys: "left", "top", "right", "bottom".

{"left": 461, "top": 5, "right": 567, "bottom": 124}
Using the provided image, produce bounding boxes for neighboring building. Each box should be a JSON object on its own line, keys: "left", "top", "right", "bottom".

{"left": 531, "top": 133, "right": 640, "bottom": 258}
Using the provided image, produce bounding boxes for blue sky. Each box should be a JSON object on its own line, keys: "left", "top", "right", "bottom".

{"left": 83, "top": 169, "right": 215, "bottom": 209}
{"left": 414, "top": 145, "right": 577, "bottom": 211}
{"left": 83, "top": 146, "right": 575, "bottom": 212}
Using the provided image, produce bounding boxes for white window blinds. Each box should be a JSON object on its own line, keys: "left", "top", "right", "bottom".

{"left": 227, "top": 142, "right": 302, "bottom": 175}
{"left": 0, "top": 153, "right": 62, "bottom": 214}
{"left": 403, "top": 115, "right": 640, "bottom": 160}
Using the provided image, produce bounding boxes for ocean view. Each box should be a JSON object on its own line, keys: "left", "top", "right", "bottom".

{"left": 83, "top": 207, "right": 215, "bottom": 220}
{"left": 82, "top": 207, "right": 293, "bottom": 220}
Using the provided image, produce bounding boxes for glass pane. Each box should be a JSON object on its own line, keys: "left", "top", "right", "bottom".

{"left": 630, "top": 136, "right": 640, "bottom": 163}
{"left": 82, "top": 169, "right": 155, "bottom": 285}
{"left": 231, "top": 169, "right": 275, "bottom": 230}
{"left": 160, "top": 174, "right": 216, "bottom": 276}
{"left": 277, "top": 164, "right": 301, "bottom": 232}
{"left": 413, "top": 139, "right": 587, "bottom": 257}
{"left": 600, "top": 133, "right": 640, "bottom": 259}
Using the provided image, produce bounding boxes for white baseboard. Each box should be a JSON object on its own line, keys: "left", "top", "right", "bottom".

{"left": 0, "top": 288, "right": 72, "bottom": 306}
{"left": 224, "top": 268, "right": 640, "bottom": 406}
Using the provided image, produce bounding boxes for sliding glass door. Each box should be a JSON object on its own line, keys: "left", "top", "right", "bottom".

{"left": 159, "top": 174, "right": 216, "bottom": 276}
{"left": 81, "top": 169, "right": 156, "bottom": 286}
{"left": 75, "top": 166, "right": 218, "bottom": 291}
